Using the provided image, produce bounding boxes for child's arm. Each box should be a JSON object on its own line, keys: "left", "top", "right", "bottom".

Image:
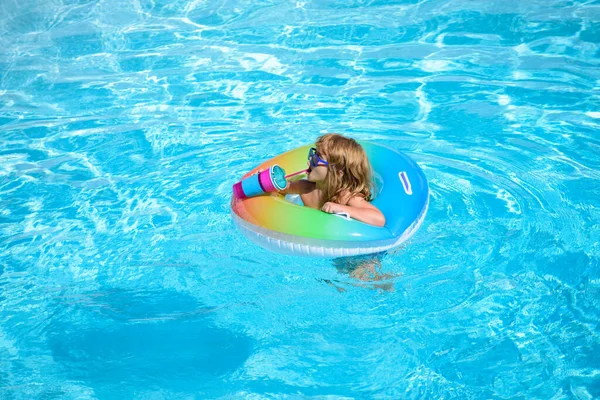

{"left": 278, "top": 179, "right": 316, "bottom": 195}
{"left": 321, "top": 196, "right": 386, "bottom": 227}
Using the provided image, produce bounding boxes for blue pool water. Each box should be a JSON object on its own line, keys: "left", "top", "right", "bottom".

{"left": 1, "top": 0, "right": 599, "bottom": 398}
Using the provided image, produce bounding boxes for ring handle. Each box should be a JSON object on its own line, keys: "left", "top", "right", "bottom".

{"left": 333, "top": 212, "right": 351, "bottom": 220}
{"left": 399, "top": 171, "right": 412, "bottom": 195}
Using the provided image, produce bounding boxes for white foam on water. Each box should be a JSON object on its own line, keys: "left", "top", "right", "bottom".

{"left": 497, "top": 94, "right": 510, "bottom": 106}
{"left": 514, "top": 43, "right": 531, "bottom": 56}
{"left": 419, "top": 59, "right": 456, "bottom": 72}
{"left": 24, "top": 199, "right": 43, "bottom": 212}
{"left": 496, "top": 188, "right": 522, "bottom": 215}
{"left": 415, "top": 82, "right": 432, "bottom": 122}
{"left": 186, "top": 57, "right": 212, "bottom": 68}
{"left": 178, "top": 17, "right": 209, "bottom": 30}
{"left": 240, "top": 53, "right": 287, "bottom": 75}
{"left": 585, "top": 112, "right": 600, "bottom": 119}
{"left": 382, "top": 61, "right": 405, "bottom": 68}
{"left": 435, "top": 33, "right": 446, "bottom": 48}
{"left": 512, "top": 71, "right": 529, "bottom": 80}
{"left": 230, "top": 82, "right": 250, "bottom": 99}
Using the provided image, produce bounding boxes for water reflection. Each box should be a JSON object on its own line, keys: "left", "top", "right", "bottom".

{"left": 323, "top": 252, "right": 398, "bottom": 292}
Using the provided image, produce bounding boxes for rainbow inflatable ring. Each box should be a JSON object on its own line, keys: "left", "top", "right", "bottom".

{"left": 231, "top": 142, "right": 429, "bottom": 258}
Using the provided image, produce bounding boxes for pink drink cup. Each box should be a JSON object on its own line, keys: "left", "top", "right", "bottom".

{"left": 233, "top": 165, "right": 287, "bottom": 199}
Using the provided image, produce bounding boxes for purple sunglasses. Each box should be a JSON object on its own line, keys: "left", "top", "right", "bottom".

{"left": 308, "top": 147, "right": 329, "bottom": 168}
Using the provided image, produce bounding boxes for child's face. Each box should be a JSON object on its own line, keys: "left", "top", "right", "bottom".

{"left": 307, "top": 148, "right": 329, "bottom": 183}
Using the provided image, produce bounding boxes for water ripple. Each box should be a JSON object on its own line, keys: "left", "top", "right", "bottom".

{"left": 1, "top": 0, "right": 599, "bottom": 398}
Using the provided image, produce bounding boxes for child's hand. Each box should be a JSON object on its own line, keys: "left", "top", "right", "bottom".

{"left": 321, "top": 202, "right": 346, "bottom": 214}
{"left": 277, "top": 181, "right": 290, "bottom": 194}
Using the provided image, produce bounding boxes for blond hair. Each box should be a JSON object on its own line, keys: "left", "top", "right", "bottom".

{"left": 316, "top": 133, "right": 373, "bottom": 206}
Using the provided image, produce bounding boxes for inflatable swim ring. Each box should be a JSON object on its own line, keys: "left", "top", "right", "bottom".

{"left": 231, "top": 142, "right": 429, "bottom": 257}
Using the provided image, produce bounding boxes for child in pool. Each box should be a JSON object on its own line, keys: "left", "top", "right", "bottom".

{"left": 281, "top": 133, "right": 386, "bottom": 227}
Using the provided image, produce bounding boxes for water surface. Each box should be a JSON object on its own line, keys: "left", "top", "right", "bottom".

{"left": 1, "top": 0, "right": 599, "bottom": 398}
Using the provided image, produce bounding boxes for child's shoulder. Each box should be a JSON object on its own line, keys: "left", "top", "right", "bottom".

{"left": 338, "top": 189, "right": 366, "bottom": 205}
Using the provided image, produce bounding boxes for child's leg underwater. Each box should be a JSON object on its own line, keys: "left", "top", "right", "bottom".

{"left": 331, "top": 252, "right": 399, "bottom": 291}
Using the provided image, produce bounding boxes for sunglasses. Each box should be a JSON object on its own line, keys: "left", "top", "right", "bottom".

{"left": 308, "top": 147, "right": 329, "bottom": 168}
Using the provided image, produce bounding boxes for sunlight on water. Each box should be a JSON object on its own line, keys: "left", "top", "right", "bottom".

{"left": 1, "top": 0, "right": 599, "bottom": 398}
